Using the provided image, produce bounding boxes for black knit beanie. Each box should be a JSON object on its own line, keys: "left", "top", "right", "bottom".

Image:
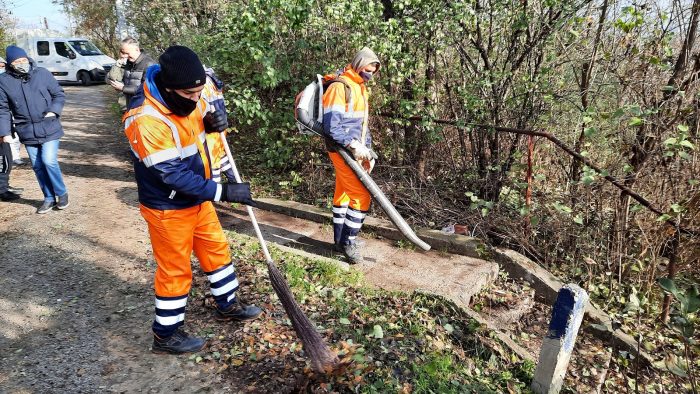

{"left": 158, "top": 46, "right": 206, "bottom": 90}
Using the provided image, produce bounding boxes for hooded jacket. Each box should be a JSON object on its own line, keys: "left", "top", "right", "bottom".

{"left": 0, "top": 59, "right": 65, "bottom": 144}
{"left": 123, "top": 65, "right": 223, "bottom": 210}
{"left": 322, "top": 47, "right": 380, "bottom": 150}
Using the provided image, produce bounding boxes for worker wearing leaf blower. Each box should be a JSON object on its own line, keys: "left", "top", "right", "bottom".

{"left": 322, "top": 47, "right": 380, "bottom": 264}
{"left": 123, "top": 45, "right": 262, "bottom": 355}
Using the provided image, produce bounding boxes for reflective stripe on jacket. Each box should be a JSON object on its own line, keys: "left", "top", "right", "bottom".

{"left": 322, "top": 66, "right": 371, "bottom": 148}
{"left": 123, "top": 65, "right": 222, "bottom": 210}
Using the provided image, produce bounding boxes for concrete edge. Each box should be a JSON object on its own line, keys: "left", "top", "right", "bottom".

{"left": 254, "top": 197, "right": 655, "bottom": 366}
{"left": 256, "top": 198, "right": 486, "bottom": 258}
{"left": 272, "top": 242, "right": 350, "bottom": 272}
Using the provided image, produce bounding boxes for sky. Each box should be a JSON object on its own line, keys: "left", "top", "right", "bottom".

{"left": 8, "top": 0, "right": 71, "bottom": 34}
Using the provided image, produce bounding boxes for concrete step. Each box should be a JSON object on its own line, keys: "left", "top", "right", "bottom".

{"left": 215, "top": 202, "right": 499, "bottom": 307}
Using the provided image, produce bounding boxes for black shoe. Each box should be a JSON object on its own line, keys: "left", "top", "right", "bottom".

{"left": 12, "top": 159, "right": 24, "bottom": 166}
{"left": 57, "top": 193, "right": 69, "bottom": 210}
{"left": 343, "top": 243, "right": 363, "bottom": 264}
{"left": 37, "top": 200, "right": 56, "bottom": 214}
{"left": 7, "top": 186, "right": 23, "bottom": 195}
{"left": 152, "top": 328, "right": 206, "bottom": 355}
{"left": 215, "top": 300, "right": 263, "bottom": 321}
{"left": 0, "top": 191, "right": 20, "bottom": 201}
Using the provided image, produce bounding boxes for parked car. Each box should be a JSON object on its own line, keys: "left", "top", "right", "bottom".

{"left": 15, "top": 36, "right": 116, "bottom": 85}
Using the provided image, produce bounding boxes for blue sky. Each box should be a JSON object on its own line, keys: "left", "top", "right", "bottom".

{"left": 9, "top": 0, "right": 70, "bottom": 33}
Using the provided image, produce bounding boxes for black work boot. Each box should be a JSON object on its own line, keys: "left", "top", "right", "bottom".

{"left": 343, "top": 242, "right": 363, "bottom": 264}
{"left": 7, "top": 186, "right": 23, "bottom": 195}
{"left": 0, "top": 191, "right": 20, "bottom": 201}
{"left": 152, "top": 328, "right": 206, "bottom": 355}
{"left": 214, "top": 299, "right": 263, "bottom": 321}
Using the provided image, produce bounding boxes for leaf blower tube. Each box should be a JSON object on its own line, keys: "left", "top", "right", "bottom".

{"left": 297, "top": 108, "right": 431, "bottom": 252}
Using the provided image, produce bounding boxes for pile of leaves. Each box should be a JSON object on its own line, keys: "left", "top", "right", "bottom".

{"left": 183, "top": 232, "right": 533, "bottom": 393}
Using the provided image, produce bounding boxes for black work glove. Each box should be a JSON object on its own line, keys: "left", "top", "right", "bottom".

{"left": 220, "top": 182, "right": 256, "bottom": 207}
{"left": 203, "top": 110, "right": 228, "bottom": 133}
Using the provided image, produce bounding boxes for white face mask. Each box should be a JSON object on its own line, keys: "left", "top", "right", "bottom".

{"left": 0, "top": 68, "right": 5, "bottom": 74}
{"left": 13, "top": 63, "right": 30, "bottom": 74}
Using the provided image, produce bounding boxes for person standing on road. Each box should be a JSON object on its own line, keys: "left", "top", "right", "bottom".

{"left": 123, "top": 45, "right": 262, "bottom": 355}
{"left": 0, "top": 57, "right": 25, "bottom": 167}
{"left": 106, "top": 50, "right": 129, "bottom": 112}
{"left": 0, "top": 128, "right": 23, "bottom": 202}
{"left": 322, "top": 47, "right": 380, "bottom": 264}
{"left": 0, "top": 55, "right": 23, "bottom": 202}
{"left": 109, "top": 37, "right": 155, "bottom": 109}
{"left": 0, "top": 46, "right": 68, "bottom": 213}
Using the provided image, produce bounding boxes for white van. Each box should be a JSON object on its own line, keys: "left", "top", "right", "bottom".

{"left": 15, "top": 36, "right": 116, "bottom": 85}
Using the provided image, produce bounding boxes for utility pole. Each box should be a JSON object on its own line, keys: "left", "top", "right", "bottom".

{"left": 115, "top": 0, "right": 127, "bottom": 39}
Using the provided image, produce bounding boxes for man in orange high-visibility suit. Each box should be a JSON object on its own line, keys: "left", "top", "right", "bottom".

{"left": 124, "top": 46, "right": 262, "bottom": 355}
{"left": 322, "top": 47, "right": 381, "bottom": 264}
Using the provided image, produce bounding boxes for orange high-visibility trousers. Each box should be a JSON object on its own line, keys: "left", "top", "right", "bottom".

{"left": 328, "top": 152, "right": 371, "bottom": 211}
{"left": 140, "top": 201, "right": 239, "bottom": 337}
{"left": 329, "top": 152, "right": 371, "bottom": 246}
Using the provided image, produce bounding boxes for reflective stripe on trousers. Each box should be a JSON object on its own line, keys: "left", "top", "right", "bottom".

{"left": 140, "top": 201, "right": 238, "bottom": 337}
{"left": 328, "top": 152, "right": 370, "bottom": 246}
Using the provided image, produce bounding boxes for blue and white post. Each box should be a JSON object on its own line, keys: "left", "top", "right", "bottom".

{"left": 531, "top": 284, "right": 589, "bottom": 394}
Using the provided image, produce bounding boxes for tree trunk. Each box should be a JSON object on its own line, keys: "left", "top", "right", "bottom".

{"left": 569, "top": 0, "right": 609, "bottom": 203}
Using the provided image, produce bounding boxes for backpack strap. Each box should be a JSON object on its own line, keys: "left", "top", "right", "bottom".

{"left": 325, "top": 78, "right": 352, "bottom": 112}
{"left": 331, "top": 77, "right": 367, "bottom": 145}
{"left": 321, "top": 76, "right": 356, "bottom": 152}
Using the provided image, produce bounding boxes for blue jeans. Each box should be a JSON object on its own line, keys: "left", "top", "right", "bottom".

{"left": 25, "top": 139, "right": 67, "bottom": 201}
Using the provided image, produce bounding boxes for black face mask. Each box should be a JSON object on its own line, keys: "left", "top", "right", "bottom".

{"left": 161, "top": 88, "right": 198, "bottom": 116}
{"left": 155, "top": 73, "right": 199, "bottom": 116}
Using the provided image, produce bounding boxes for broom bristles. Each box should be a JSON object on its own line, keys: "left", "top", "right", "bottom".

{"left": 267, "top": 260, "right": 340, "bottom": 373}
{"left": 218, "top": 132, "right": 338, "bottom": 373}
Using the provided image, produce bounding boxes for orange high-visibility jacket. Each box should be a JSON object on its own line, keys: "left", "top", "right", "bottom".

{"left": 123, "top": 65, "right": 222, "bottom": 210}
{"left": 322, "top": 66, "right": 371, "bottom": 148}
{"left": 201, "top": 75, "right": 234, "bottom": 183}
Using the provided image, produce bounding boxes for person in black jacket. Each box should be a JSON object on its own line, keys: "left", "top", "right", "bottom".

{"left": 0, "top": 46, "right": 68, "bottom": 213}
{"left": 0, "top": 55, "right": 23, "bottom": 202}
{"left": 108, "top": 37, "right": 155, "bottom": 108}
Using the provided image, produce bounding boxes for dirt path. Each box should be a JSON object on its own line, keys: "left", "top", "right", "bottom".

{"left": 0, "top": 85, "right": 226, "bottom": 393}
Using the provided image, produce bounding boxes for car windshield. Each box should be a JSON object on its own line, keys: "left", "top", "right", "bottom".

{"left": 68, "top": 40, "right": 103, "bottom": 56}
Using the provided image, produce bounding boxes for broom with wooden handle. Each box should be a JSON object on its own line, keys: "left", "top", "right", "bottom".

{"left": 219, "top": 131, "right": 339, "bottom": 374}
